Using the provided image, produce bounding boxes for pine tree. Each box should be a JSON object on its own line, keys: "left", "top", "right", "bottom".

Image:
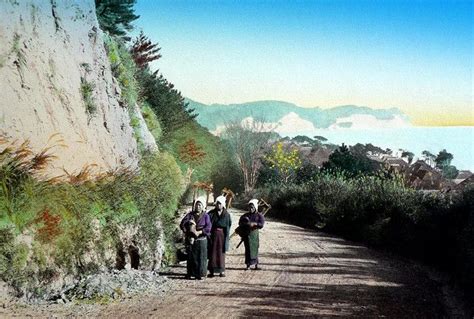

{"left": 136, "top": 69, "right": 196, "bottom": 139}
{"left": 95, "top": 0, "right": 139, "bottom": 38}
{"left": 131, "top": 31, "right": 162, "bottom": 69}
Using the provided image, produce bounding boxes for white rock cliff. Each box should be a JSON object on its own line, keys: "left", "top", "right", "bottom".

{"left": 0, "top": 0, "right": 146, "bottom": 175}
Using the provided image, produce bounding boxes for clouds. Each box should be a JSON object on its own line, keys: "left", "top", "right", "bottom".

{"left": 212, "top": 112, "right": 410, "bottom": 136}
{"left": 327, "top": 114, "right": 411, "bottom": 130}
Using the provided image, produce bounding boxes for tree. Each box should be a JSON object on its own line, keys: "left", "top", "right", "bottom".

{"left": 295, "top": 161, "right": 319, "bottom": 183}
{"left": 222, "top": 120, "right": 274, "bottom": 193}
{"left": 95, "top": 0, "right": 139, "bottom": 39}
{"left": 292, "top": 135, "right": 315, "bottom": 145}
{"left": 322, "top": 144, "right": 376, "bottom": 177}
{"left": 130, "top": 31, "right": 162, "bottom": 69}
{"left": 136, "top": 69, "right": 196, "bottom": 139}
{"left": 435, "top": 149, "right": 454, "bottom": 169}
{"left": 179, "top": 139, "right": 206, "bottom": 166}
{"left": 178, "top": 138, "right": 206, "bottom": 183}
{"left": 265, "top": 142, "right": 302, "bottom": 183}
{"left": 422, "top": 150, "right": 436, "bottom": 167}
{"left": 314, "top": 135, "right": 328, "bottom": 142}
{"left": 351, "top": 143, "right": 386, "bottom": 156}
{"left": 401, "top": 151, "right": 414, "bottom": 165}
{"left": 442, "top": 165, "right": 459, "bottom": 179}
{"left": 434, "top": 149, "right": 458, "bottom": 179}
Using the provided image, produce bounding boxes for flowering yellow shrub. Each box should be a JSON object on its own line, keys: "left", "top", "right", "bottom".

{"left": 265, "top": 142, "right": 302, "bottom": 183}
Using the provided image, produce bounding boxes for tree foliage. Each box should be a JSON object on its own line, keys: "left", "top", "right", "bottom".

{"left": 166, "top": 121, "right": 243, "bottom": 196}
{"left": 265, "top": 142, "right": 302, "bottom": 183}
{"left": 131, "top": 31, "right": 162, "bottom": 69}
{"left": 435, "top": 149, "right": 454, "bottom": 169}
{"left": 401, "top": 150, "right": 414, "bottom": 164}
{"left": 95, "top": 0, "right": 139, "bottom": 39}
{"left": 422, "top": 150, "right": 436, "bottom": 166}
{"left": 314, "top": 135, "right": 328, "bottom": 142}
{"left": 442, "top": 165, "right": 459, "bottom": 179}
{"left": 178, "top": 139, "right": 206, "bottom": 167}
{"left": 434, "top": 149, "right": 458, "bottom": 179}
{"left": 351, "top": 143, "right": 386, "bottom": 155}
{"left": 292, "top": 135, "right": 317, "bottom": 145}
{"left": 322, "top": 144, "right": 377, "bottom": 177}
{"left": 136, "top": 69, "right": 196, "bottom": 139}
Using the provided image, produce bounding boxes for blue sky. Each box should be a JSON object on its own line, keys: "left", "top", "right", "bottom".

{"left": 133, "top": 0, "right": 473, "bottom": 125}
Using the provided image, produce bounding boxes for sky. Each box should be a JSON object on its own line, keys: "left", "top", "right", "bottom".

{"left": 134, "top": 0, "right": 473, "bottom": 126}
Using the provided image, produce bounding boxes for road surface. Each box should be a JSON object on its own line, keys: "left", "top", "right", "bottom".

{"left": 4, "top": 209, "right": 466, "bottom": 318}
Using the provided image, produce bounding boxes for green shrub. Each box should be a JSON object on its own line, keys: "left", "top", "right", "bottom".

{"left": 260, "top": 173, "right": 474, "bottom": 290}
{"left": 141, "top": 102, "right": 162, "bottom": 142}
{"left": 103, "top": 34, "right": 139, "bottom": 109}
{"left": 0, "top": 137, "right": 184, "bottom": 295}
{"left": 80, "top": 77, "right": 96, "bottom": 116}
{"left": 166, "top": 121, "right": 243, "bottom": 195}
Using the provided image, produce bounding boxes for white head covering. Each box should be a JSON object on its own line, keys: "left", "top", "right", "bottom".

{"left": 248, "top": 199, "right": 259, "bottom": 211}
{"left": 215, "top": 195, "right": 226, "bottom": 209}
{"left": 193, "top": 196, "right": 207, "bottom": 211}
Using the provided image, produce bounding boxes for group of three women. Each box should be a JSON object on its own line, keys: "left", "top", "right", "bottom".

{"left": 179, "top": 196, "right": 265, "bottom": 280}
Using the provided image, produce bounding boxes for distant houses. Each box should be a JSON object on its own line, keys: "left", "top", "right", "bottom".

{"left": 300, "top": 146, "right": 333, "bottom": 168}
{"left": 404, "top": 160, "right": 447, "bottom": 190}
{"left": 277, "top": 137, "right": 473, "bottom": 191}
{"left": 367, "top": 154, "right": 409, "bottom": 173}
{"left": 453, "top": 170, "right": 474, "bottom": 190}
{"left": 281, "top": 137, "right": 335, "bottom": 168}
{"left": 366, "top": 155, "right": 443, "bottom": 189}
{"left": 360, "top": 152, "right": 473, "bottom": 191}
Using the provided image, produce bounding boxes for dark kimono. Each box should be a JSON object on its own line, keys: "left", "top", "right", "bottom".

{"left": 180, "top": 211, "right": 211, "bottom": 279}
{"left": 239, "top": 212, "right": 265, "bottom": 266}
{"left": 208, "top": 208, "right": 232, "bottom": 274}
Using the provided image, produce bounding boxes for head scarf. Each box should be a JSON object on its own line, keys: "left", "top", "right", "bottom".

{"left": 193, "top": 196, "right": 207, "bottom": 211}
{"left": 248, "top": 199, "right": 259, "bottom": 211}
{"left": 215, "top": 195, "right": 227, "bottom": 209}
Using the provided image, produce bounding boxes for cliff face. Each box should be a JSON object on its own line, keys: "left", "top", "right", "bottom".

{"left": 0, "top": 0, "right": 140, "bottom": 174}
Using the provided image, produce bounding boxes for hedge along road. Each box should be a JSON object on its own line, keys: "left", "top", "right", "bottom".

{"left": 6, "top": 209, "right": 468, "bottom": 318}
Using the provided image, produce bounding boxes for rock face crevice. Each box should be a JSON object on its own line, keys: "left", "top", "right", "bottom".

{"left": 0, "top": 0, "right": 141, "bottom": 175}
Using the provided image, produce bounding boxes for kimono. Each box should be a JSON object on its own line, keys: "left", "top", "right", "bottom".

{"left": 239, "top": 211, "right": 265, "bottom": 267}
{"left": 208, "top": 208, "right": 232, "bottom": 274}
{"left": 180, "top": 210, "right": 211, "bottom": 279}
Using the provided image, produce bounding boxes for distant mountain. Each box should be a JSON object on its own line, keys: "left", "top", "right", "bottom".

{"left": 186, "top": 99, "right": 411, "bottom": 135}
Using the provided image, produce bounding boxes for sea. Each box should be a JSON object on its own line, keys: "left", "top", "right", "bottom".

{"left": 285, "top": 126, "right": 474, "bottom": 171}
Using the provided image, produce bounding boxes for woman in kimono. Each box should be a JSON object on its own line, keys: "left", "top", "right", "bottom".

{"left": 180, "top": 196, "right": 211, "bottom": 280}
{"left": 239, "top": 199, "right": 265, "bottom": 270}
{"left": 207, "top": 195, "right": 232, "bottom": 277}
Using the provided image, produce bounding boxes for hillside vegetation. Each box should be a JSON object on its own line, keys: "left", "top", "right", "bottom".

{"left": 0, "top": 0, "right": 472, "bottom": 306}
{"left": 0, "top": 0, "right": 240, "bottom": 299}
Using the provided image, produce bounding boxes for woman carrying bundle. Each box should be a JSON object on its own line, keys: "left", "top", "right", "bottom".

{"left": 239, "top": 199, "right": 265, "bottom": 270}
{"left": 207, "top": 195, "right": 232, "bottom": 277}
{"left": 180, "top": 196, "right": 211, "bottom": 280}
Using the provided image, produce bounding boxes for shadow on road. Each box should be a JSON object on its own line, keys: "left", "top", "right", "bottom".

{"left": 155, "top": 218, "right": 451, "bottom": 318}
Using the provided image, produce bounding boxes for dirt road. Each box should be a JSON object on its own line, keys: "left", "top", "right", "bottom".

{"left": 4, "top": 209, "right": 466, "bottom": 318}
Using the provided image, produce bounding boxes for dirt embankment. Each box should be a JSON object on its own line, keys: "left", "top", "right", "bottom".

{"left": 0, "top": 0, "right": 140, "bottom": 175}
{"left": 2, "top": 209, "right": 471, "bottom": 318}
